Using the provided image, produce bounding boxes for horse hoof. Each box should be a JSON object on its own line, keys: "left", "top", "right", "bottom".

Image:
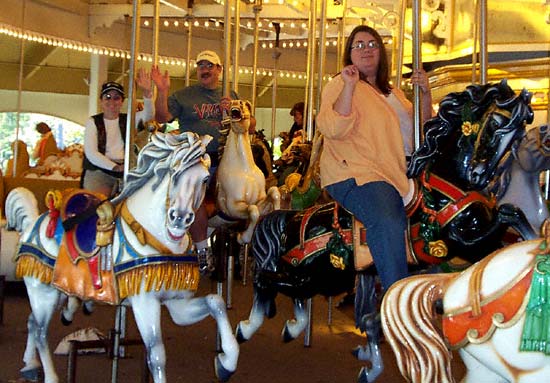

{"left": 214, "top": 355, "right": 234, "bottom": 382}
{"left": 61, "top": 312, "right": 72, "bottom": 326}
{"left": 357, "top": 367, "right": 369, "bottom": 383}
{"left": 235, "top": 325, "right": 248, "bottom": 344}
{"left": 281, "top": 324, "right": 294, "bottom": 343}
{"left": 21, "top": 367, "right": 43, "bottom": 382}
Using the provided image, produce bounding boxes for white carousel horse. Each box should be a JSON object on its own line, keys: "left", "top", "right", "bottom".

{"left": 381, "top": 225, "right": 550, "bottom": 383}
{"left": 214, "top": 100, "right": 281, "bottom": 245}
{"left": 495, "top": 124, "right": 550, "bottom": 233}
{"left": 5, "top": 132, "right": 239, "bottom": 383}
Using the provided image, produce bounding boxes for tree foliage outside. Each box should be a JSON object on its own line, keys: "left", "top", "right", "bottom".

{"left": 0, "top": 112, "right": 84, "bottom": 171}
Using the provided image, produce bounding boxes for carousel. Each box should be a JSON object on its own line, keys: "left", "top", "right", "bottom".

{"left": 1, "top": 1, "right": 550, "bottom": 383}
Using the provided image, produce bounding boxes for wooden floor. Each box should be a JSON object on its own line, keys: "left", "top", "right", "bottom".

{"left": 0, "top": 276, "right": 466, "bottom": 383}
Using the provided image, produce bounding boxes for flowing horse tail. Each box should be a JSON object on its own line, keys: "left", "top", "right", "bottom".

{"left": 5, "top": 187, "right": 39, "bottom": 234}
{"left": 381, "top": 273, "right": 456, "bottom": 383}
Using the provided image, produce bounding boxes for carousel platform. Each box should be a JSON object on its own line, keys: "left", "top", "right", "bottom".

{"left": 0, "top": 275, "right": 466, "bottom": 383}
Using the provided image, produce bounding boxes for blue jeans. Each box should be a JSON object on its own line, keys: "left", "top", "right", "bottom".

{"left": 325, "top": 179, "right": 408, "bottom": 290}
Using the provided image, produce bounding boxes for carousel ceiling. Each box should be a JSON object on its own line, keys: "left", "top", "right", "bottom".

{"left": 1, "top": 0, "right": 550, "bottom": 108}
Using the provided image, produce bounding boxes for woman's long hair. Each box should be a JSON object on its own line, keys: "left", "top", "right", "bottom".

{"left": 342, "top": 25, "right": 391, "bottom": 95}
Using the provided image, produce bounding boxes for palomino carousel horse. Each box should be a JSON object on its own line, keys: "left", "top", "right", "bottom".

{"left": 381, "top": 222, "right": 550, "bottom": 383}
{"left": 236, "top": 81, "right": 537, "bottom": 383}
{"left": 5, "top": 132, "right": 239, "bottom": 383}
{"left": 493, "top": 123, "right": 550, "bottom": 233}
{"left": 213, "top": 99, "right": 281, "bottom": 245}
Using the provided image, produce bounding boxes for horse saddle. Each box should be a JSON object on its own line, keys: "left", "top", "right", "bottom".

{"left": 61, "top": 190, "right": 103, "bottom": 259}
{"left": 52, "top": 189, "right": 118, "bottom": 304}
{"left": 282, "top": 203, "right": 355, "bottom": 269}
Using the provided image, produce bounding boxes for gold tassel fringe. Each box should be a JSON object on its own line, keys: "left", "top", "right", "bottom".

{"left": 15, "top": 255, "right": 53, "bottom": 284}
{"left": 116, "top": 263, "right": 200, "bottom": 300}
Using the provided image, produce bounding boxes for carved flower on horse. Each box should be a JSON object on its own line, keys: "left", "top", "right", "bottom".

{"left": 428, "top": 239, "right": 448, "bottom": 258}
{"left": 461, "top": 120, "right": 480, "bottom": 137}
{"left": 458, "top": 101, "right": 481, "bottom": 150}
{"left": 417, "top": 175, "right": 448, "bottom": 258}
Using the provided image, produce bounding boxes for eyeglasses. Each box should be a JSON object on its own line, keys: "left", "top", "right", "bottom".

{"left": 103, "top": 93, "right": 123, "bottom": 101}
{"left": 351, "top": 40, "right": 380, "bottom": 51}
{"left": 197, "top": 62, "right": 215, "bottom": 70}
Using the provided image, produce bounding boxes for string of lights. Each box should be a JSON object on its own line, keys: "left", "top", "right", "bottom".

{"left": 0, "top": 21, "right": 338, "bottom": 83}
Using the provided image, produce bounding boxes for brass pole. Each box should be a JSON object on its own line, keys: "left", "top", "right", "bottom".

{"left": 123, "top": 0, "right": 142, "bottom": 178}
{"left": 412, "top": 0, "right": 422, "bottom": 150}
{"left": 223, "top": 0, "right": 232, "bottom": 96}
{"left": 251, "top": 0, "right": 263, "bottom": 113}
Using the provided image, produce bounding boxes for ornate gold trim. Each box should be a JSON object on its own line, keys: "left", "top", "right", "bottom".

{"left": 116, "top": 263, "right": 199, "bottom": 300}
{"left": 15, "top": 255, "right": 53, "bottom": 284}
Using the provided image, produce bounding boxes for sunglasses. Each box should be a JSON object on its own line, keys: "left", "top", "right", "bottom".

{"left": 197, "top": 62, "right": 215, "bottom": 70}
{"left": 351, "top": 40, "right": 380, "bottom": 51}
{"left": 103, "top": 93, "right": 123, "bottom": 101}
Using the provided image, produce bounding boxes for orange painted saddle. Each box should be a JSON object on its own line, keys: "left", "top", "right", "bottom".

{"left": 51, "top": 189, "right": 118, "bottom": 304}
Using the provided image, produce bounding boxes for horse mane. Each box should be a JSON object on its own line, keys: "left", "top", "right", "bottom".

{"left": 407, "top": 80, "right": 531, "bottom": 178}
{"left": 111, "top": 132, "right": 208, "bottom": 205}
{"left": 251, "top": 210, "right": 294, "bottom": 278}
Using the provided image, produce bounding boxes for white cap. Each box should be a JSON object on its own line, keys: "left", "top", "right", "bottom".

{"left": 196, "top": 50, "right": 221, "bottom": 66}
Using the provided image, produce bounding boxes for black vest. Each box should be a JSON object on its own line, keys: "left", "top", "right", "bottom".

{"left": 81, "top": 113, "right": 127, "bottom": 184}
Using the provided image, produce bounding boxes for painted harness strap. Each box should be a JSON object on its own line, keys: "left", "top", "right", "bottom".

{"left": 422, "top": 171, "right": 496, "bottom": 228}
{"left": 408, "top": 171, "right": 498, "bottom": 264}
{"left": 282, "top": 230, "right": 352, "bottom": 266}
{"left": 119, "top": 201, "right": 174, "bottom": 255}
{"left": 442, "top": 267, "right": 532, "bottom": 349}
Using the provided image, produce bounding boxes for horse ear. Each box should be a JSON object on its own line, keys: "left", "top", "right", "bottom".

{"left": 521, "top": 88, "right": 532, "bottom": 104}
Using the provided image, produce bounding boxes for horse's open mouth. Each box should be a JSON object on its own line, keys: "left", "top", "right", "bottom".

{"left": 167, "top": 228, "right": 185, "bottom": 242}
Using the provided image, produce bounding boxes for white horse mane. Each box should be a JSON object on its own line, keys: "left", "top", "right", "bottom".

{"left": 111, "top": 132, "right": 209, "bottom": 205}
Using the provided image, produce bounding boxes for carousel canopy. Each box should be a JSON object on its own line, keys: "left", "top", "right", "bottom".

{"left": 1, "top": 0, "right": 550, "bottom": 108}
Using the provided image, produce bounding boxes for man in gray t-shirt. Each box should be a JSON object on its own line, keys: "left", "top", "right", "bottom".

{"left": 152, "top": 50, "right": 238, "bottom": 273}
{"left": 166, "top": 73, "right": 238, "bottom": 158}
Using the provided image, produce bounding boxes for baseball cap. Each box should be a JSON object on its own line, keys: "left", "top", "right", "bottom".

{"left": 101, "top": 81, "right": 125, "bottom": 98}
{"left": 196, "top": 50, "right": 221, "bottom": 66}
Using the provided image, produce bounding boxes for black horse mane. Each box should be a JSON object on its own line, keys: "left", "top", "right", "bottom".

{"left": 407, "top": 79, "right": 527, "bottom": 178}
{"left": 251, "top": 210, "right": 295, "bottom": 279}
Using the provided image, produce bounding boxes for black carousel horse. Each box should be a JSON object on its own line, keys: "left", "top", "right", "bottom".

{"left": 235, "top": 80, "right": 537, "bottom": 383}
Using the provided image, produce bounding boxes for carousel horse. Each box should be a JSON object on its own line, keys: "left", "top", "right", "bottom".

{"left": 493, "top": 124, "right": 550, "bottom": 233}
{"left": 278, "top": 131, "right": 327, "bottom": 210}
{"left": 381, "top": 222, "right": 550, "bottom": 383}
{"left": 5, "top": 132, "right": 239, "bottom": 383}
{"left": 273, "top": 134, "right": 312, "bottom": 188}
{"left": 213, "top": 100, "right": 281, "bottom": 245}
{"left": 235, "top": 81, "right": 537, "bottom": 383}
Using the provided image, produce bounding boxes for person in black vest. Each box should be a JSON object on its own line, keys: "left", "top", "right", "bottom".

{"left": 82, "top": 69, "right": 153, "bottom": 197}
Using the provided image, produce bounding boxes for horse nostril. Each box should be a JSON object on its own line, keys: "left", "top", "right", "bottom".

{"left": 185, "top": 213, "right": 195, "bottom": 225}
{"left": 169, "top": 209, "right": 176, "bottom": 221}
